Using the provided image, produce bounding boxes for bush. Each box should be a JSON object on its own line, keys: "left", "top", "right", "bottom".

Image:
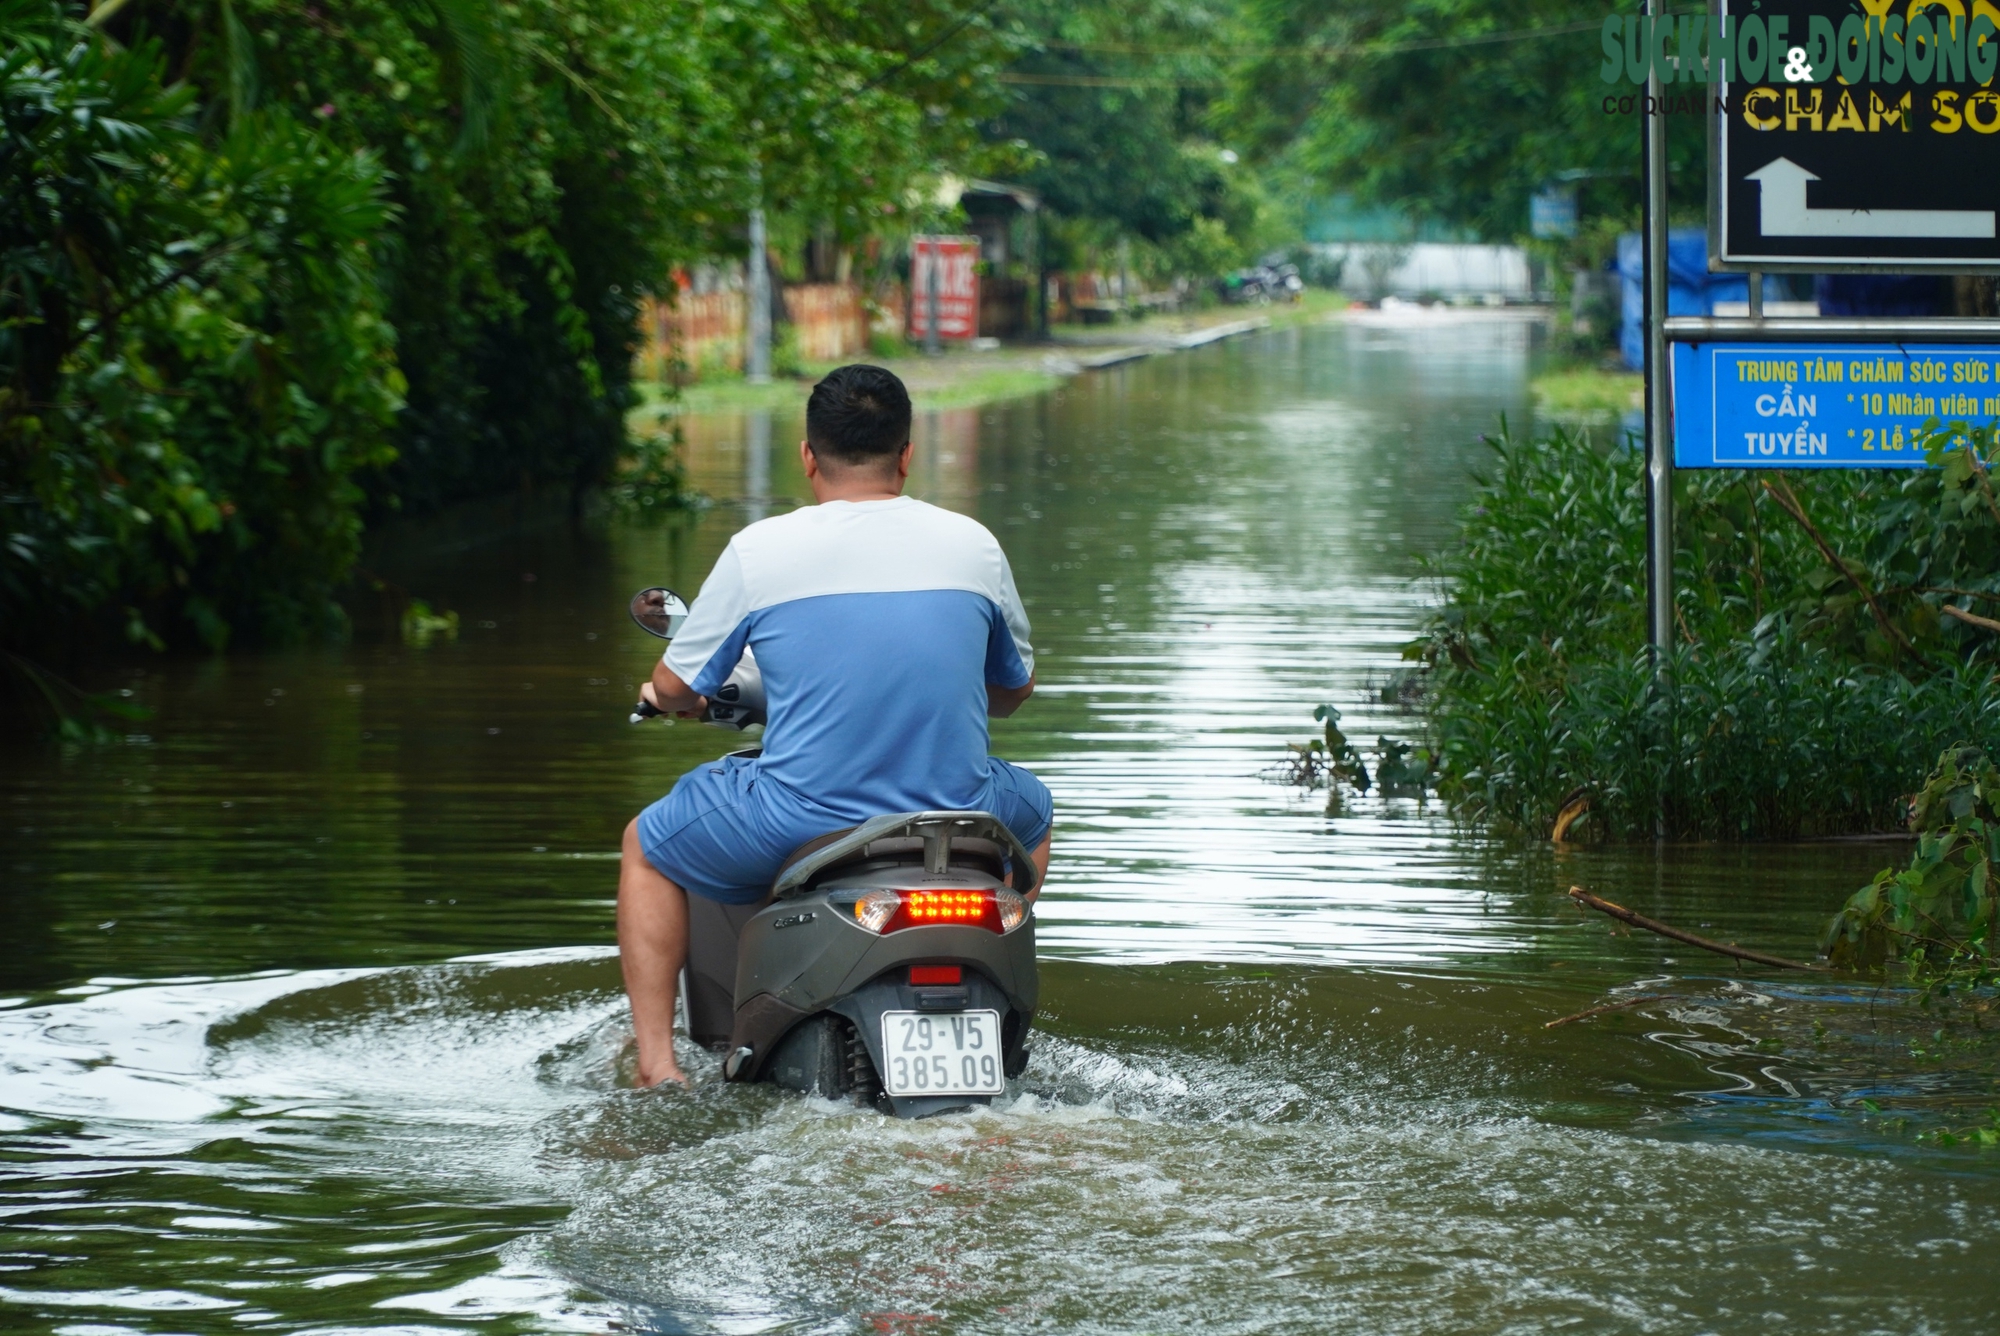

{"left": 1825, "top": 745, "right": 2000, "bottom": 973}
{"left": 164, "top": 0, "right": 696, "bottom": 517}
{"left": 1418, "top": 424, "right": 2000, "bottom": 839}
{"left": 1, "top": 7, "right": 398, "bottom": 650}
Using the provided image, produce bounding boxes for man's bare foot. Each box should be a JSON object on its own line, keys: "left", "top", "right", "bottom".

{"left": 636, "top": 1061, "right": 688, "bottom": 1088}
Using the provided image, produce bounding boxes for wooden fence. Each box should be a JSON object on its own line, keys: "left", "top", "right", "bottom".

{"left": 637, "top": 277, "right": 893, "bottom": 382}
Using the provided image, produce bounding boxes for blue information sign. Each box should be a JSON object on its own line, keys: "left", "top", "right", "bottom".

{"left": 1671, "top": 343, "right": 2000, "bottom": 469}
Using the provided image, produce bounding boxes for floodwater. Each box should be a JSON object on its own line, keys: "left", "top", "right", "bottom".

{"left": 4, "top": 317, "right": 1997, "bottom": 1334}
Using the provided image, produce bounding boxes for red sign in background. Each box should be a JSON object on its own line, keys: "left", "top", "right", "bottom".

{"left": 908, "top": 236, "right": 980, "bottom": 341}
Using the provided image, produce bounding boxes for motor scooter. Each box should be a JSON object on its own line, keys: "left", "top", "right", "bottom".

{"left": 626, "top": 587, "right": 1039, "bottom": 1117}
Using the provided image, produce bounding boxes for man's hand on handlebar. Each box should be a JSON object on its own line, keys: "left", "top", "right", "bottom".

{"left": 644, "top": 662, "right": 708, "bottom": 718}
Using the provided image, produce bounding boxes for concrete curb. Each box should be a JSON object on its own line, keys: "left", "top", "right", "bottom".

{"left": 1040, "top": 315, "right": 1275, "bottom": 376}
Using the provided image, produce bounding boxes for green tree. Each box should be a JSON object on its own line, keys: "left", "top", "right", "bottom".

{"left": 4, "top": 0, "right": 1010, "bottom": 674}
{"left": 988, "top": 0, "right": 1273, "bottom": 278}
{"left": 1220, "top": 0, "right": 1699, "bottom": 240}
{"left": 114, "top": 0, "right": 1011, "bottom": 510}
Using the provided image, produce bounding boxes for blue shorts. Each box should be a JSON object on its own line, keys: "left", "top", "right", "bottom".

{"left": 636, "top": 754, "right": 1053, "bottom": 905}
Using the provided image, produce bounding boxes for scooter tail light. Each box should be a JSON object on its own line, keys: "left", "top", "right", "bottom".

{"left": 844, "top": 888, "right": 1010, "bottom": 934}
{"left": 889, "top": 888, "right": 1003, "bottom": 933}
{"left": 850, "top": 889, "right": 901, "bottom": 933}
{"left": 995, "top": 887, "right": 1027, "bottom": 933}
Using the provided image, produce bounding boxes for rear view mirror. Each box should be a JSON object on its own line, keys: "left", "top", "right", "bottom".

{"left": 629, "top": 587, "right": 690, "bottom": 640}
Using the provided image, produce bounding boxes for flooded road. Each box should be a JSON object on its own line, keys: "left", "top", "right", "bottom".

{"left": 4, "top": 318, "right": 1997, "bottom": 1333}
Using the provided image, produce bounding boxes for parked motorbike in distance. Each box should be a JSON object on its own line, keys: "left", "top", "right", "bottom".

{"left": 625, "top": 587, "right": 1039, "bottom": 1117}
{"left": 1218, "top": 261, "right": 1304, "bottom": 306}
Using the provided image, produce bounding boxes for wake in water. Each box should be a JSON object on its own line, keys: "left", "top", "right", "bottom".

{"left": 6, "top": 949, "right": 1998, "bottom": 1334}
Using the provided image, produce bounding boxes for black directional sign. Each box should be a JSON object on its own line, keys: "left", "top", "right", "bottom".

{"left": 1710, "top": 0, "right": 2000, "bottom": 270}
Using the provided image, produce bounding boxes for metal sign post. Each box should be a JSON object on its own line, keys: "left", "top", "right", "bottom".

{"left": 1644, "top": 0, "right": 1675, "bottom": 660}
{"left": 925, "top": 247, "right": 942, "bottom": 357}
{"left": 745, "top": 161, "right": 771, "bottom": 385}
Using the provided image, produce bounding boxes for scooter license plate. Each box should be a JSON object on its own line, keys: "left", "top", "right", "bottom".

{"left": 879, "top": 1010, "right": 1005, "bottom": 1096}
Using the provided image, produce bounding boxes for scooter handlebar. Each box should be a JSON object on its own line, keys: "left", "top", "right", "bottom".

{"left": 629, "top": 697, "right": 662, "bottom": 724}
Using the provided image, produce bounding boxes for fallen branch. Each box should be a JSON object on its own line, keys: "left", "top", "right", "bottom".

{"left": 1568, "top": 886, "right": 1829, "bottom": 972}
{"left": 1550, "top": 788, "right": 1590, "bottom": 842}
{"left": 1543, "top": 993, "right": 1672, "bottom": 1029}
{"left": 1943, "top": 603, "right": 2000, "bottom": 636}
{"left": 1759, "top": 476, "right": 1926, "bottom": 665}
{"left": 1919, "top": 585, "right": 2000, "bottom": 604}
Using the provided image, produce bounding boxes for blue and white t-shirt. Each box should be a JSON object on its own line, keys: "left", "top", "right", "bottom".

{"left": 664, "top": 497, "right": 1034, "bottom": 821}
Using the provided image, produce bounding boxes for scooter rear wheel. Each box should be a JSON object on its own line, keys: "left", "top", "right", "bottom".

{"left": 768, "top": 1013, "right": 883, "bottom": 1108}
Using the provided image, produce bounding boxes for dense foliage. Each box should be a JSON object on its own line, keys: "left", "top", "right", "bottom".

{"left": 2, "top": 0, "right": 1009, "bottom": 660}
{"left": 1826, "top": 745, "right": 2000, "bottom": 974}
{"left": 1417, "top": 426, "right": 2000, "bottom": 840}
{"left": 1220, "top": 0, "right": 1700, "bottom": 240}
{"left": 988, "top": 0, "right": 1274, "bottom": 278}
{"left": 2, "top": 2, "right": 400, "bottom": 650}
{"left": 975, "top": 0, "right": 1672, "bottom": 252}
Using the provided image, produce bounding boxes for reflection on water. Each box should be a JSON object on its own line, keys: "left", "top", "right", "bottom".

{"left": 3, "top": 319, "right": 1997, "bottom": 1333}
{"left": 744, "top": 410, "right": 773, "bottom": 523}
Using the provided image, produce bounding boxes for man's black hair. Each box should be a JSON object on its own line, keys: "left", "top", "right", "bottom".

{"left": 806, "top": 364, "right": 912, "bottom": 468}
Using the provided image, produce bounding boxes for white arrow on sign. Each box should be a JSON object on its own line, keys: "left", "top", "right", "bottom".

{"left": 1747, "top": 157, "right": 1995, "bottom": 238}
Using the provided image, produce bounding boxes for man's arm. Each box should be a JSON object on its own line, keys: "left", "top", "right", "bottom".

{"left": 647, "top": 542, "right": 744, "bottom": 717}
{"left": 643, "top": 660, "right": 707, "bottom": 716}
{"left": 983, "top": 543, "right": 1036, "bottom": 720}
{"left": 987, "top": 674, "right": 1034, "bottom": 719}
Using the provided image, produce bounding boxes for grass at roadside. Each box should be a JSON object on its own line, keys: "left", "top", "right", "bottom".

{"left": 1250, "top": 288, "right": 1352, "bottom": 329}
{"left": 638, "top": 360, "right": 1065, "bottom": 419}
{"left": 1529, "top": 362, "right": 1641, "bottom": 424}
{"left": 1050, "top": 288, "right": 1349, "bottom": 343}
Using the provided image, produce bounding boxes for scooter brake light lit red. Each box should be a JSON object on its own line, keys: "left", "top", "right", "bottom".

{"left": 848, "top": 887, "right": 1027, "bottom": 934}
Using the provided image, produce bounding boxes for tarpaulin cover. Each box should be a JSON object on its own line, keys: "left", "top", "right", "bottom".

{"left": 1617, "top": 230, "right": 1748, "bottom": 370}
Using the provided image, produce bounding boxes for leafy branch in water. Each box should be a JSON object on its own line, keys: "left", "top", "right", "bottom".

{"left": 1374, "top": 735, "right": 1437, "bottom": 795}
{"left": 1918, "top": 1107, "right": 2000, "bottom": 1149}
{"left": 1270, "top": 706, "right": 1435, "bottom": 808}
{"left": 611, "top": 424, "right": 701, "bottom": 516}
{"left": 1312, "top": 705, "right": 1371, "bottom": 793}
{"left": 1, "top": 652, "right": 150, "bottom": 743}
{"left": 398, "top": 599, "right": 459, "bottom": 647}
{"left": 1824, "top": 744, "right": 2000, "bottom": 975}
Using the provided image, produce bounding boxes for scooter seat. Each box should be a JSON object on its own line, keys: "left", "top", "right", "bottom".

{"left": 769, "top": 811, "right": 1036, "bottom": 899}
{"left": 772, "top": 826, "right": 858, "bottom": 884}
{"left": 771, "top": 829, "right": 1008, "bottom": 891}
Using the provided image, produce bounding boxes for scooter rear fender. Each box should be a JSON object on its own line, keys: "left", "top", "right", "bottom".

{"left": 829, "top": 971, "right": 1028, "bottom": 1118}
{"left": 732, "top": 876, "right": 1037, "bottom": 1013}
{"left": 723, "top": 884, "right": 1036, "bottom": 1084}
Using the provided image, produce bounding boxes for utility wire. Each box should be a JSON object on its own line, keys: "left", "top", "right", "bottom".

{"left": 1034, "top": 18, "right": 1605, "bottom": 64}
{"left": 996, "top": 19, "right": 1604, "bottom": 88}
{"left": 999, "top": 72, "right": 1222, "bottom": 87}
{"left": 854, "top": 0, "right": 1011, "bottom": 96}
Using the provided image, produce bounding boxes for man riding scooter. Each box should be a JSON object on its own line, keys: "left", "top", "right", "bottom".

{"left": 617, "top": 364, "right": 1052, "bottom": 1087}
